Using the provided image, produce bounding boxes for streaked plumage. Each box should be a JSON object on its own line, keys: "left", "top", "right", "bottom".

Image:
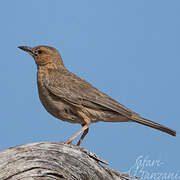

{"left": 18, "top": 45, "right": 176, "bottom": 146}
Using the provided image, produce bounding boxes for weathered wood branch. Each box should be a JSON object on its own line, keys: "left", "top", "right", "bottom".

{"left": 0, "top": 142, "right": 138, "bottom": 180}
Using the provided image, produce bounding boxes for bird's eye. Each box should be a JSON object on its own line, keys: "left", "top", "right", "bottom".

{"left": 38, "top": 50, "right": 43, "bottom": 54}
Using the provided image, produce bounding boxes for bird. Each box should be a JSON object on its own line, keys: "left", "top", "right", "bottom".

{"left": 18, "top": 45, "right": 176, "bottom": 146}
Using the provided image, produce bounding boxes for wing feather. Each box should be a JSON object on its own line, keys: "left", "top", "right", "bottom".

{"left": 44, "top": 70, "right": 133, "bottom": 118}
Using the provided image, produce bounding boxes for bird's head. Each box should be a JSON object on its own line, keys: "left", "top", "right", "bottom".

{"left": 18, "top": 45, "right": 64, "bottom": 68}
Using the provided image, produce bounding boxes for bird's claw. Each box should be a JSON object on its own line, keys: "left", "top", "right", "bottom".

{"left": 62, "top": 139, "right": 73, "bottom": 144}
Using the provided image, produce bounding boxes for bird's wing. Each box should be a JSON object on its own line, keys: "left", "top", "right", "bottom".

{"left": 44, "top": 70, "right": 133, "bottom": 118}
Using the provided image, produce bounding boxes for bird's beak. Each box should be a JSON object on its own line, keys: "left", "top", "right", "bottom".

{"left": 18, "top": 46, "right": 35, "bottom": 55}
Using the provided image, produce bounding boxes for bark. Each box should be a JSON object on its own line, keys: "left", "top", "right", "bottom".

{"left": 0, "top": 142, "right": 139, "bottom": 180}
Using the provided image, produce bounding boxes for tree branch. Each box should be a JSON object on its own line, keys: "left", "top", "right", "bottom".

{"left": 0, "top": 142, "right": 139, "bottom": 179}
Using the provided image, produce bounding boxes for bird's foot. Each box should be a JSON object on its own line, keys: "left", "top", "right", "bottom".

{"left": 62, "top": 139, "right": 73, "bottom": 145}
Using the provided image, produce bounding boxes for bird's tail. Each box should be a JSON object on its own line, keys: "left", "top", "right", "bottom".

{"left": 131, "top": 115, "right": 176, "bottom": 136}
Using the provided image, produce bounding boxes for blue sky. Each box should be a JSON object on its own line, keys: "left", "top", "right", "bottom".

{"left": 0, "top": 0, "right": 179, "bottom": 178}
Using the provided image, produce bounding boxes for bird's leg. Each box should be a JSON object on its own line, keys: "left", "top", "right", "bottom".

{"left": 77, "top": 125, "right": 89, "bottom": 146}
{"left": 63, "top": 123, "right": 89, "bottom": 145}
{"left": 63, "top": 110, "right": 91, "bottom": 145}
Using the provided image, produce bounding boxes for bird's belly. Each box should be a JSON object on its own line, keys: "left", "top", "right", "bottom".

{"left": 38, "top": 86, "right": 83, "bottom": 124}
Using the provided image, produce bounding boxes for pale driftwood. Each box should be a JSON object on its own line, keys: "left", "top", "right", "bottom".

{"left": 0, "top": 142, "right": 138, "bottom": 180}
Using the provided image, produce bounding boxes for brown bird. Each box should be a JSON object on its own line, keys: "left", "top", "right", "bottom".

{"left": 18, "top": 45, "right": 176, "bottom": 146}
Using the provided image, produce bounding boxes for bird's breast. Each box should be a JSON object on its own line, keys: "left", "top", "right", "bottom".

{"left": 37, "top": 73, "right": 84, "bottom": 124}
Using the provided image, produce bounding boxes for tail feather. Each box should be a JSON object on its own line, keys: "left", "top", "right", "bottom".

{"left": 131, "top": 115, "right": 176, "bottom": 136}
